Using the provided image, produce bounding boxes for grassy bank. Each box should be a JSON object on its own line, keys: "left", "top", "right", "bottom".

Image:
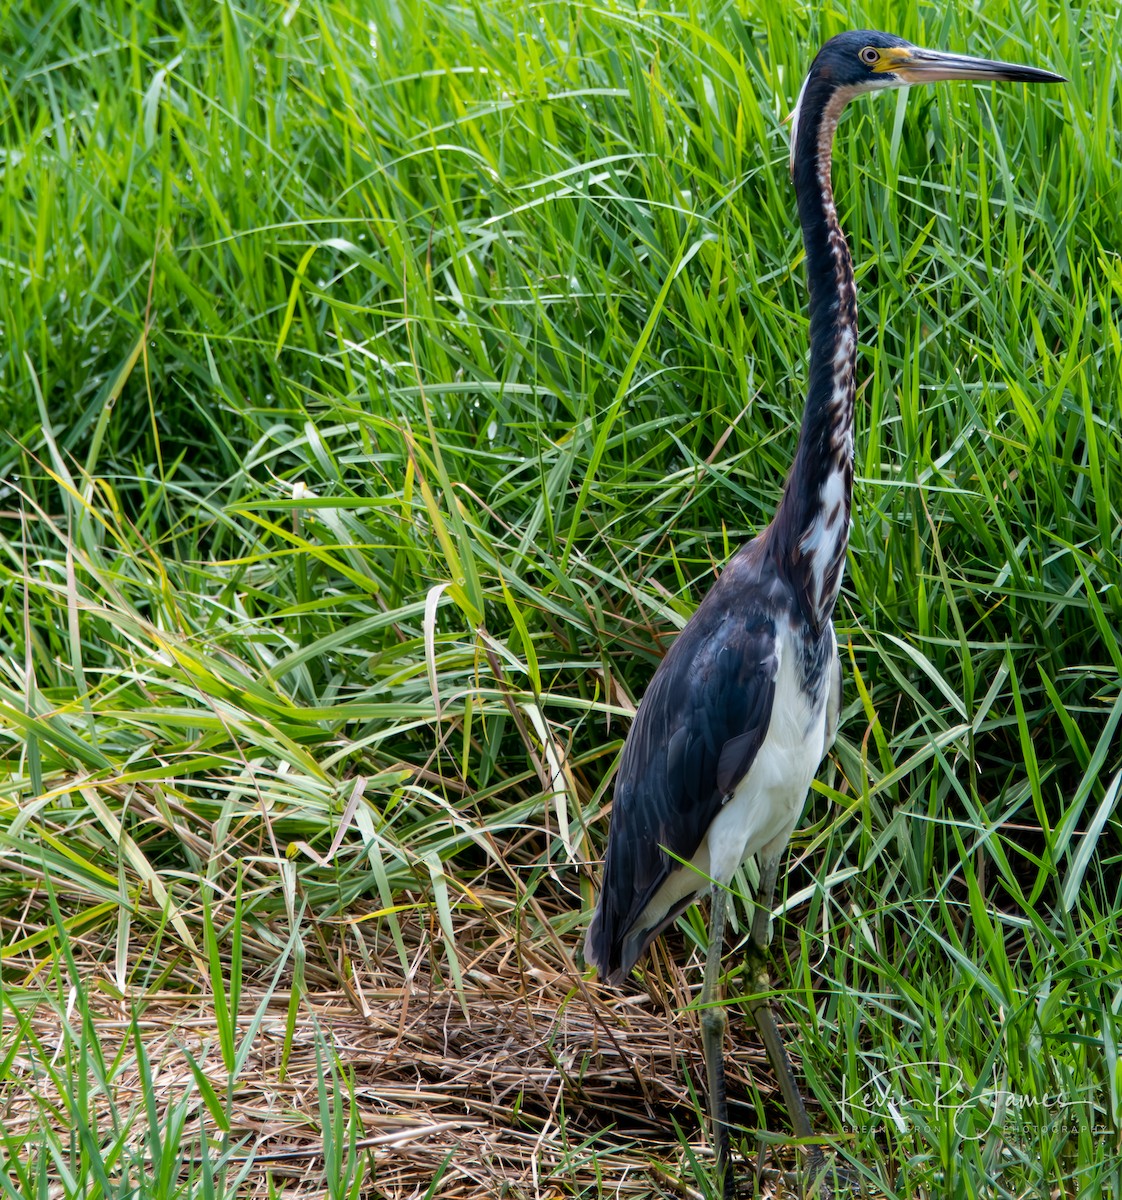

{"left": 1, "top": 0, "right": 1119, "bottom": 1195}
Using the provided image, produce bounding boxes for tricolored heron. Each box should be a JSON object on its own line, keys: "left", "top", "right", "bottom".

{"left": 585, "top": 30, "right": 1062, "bottom": 1197}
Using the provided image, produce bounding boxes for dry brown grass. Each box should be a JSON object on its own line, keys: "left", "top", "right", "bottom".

{"left": 1, "top": 889, "right": 821, "bottom": 1199}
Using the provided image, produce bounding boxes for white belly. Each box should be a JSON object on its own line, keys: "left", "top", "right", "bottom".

{"left": 704, "top": 627, "right": 831, "bottom": 882}
{"left": 629, "top": 623, "right": 836, "bottom": 934}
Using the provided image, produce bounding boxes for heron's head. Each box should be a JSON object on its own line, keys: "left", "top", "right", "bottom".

{"left": 789, "top": 30, "right": 1065, "bottom": 175}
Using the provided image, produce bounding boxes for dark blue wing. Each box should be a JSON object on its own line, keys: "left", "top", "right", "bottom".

{"left": 586, "top": 537, "right": 782, "bottom": 984}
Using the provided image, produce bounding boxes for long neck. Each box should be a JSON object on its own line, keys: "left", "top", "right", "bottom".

{"left": 772, "top": 77, "right": 858, "bottom": 634}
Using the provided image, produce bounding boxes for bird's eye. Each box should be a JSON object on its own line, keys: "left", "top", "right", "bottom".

{"left": 859, "top": 47, "right": 880, "bottom": 65}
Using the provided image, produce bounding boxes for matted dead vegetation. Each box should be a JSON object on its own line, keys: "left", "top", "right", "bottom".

{"left": 2, "top": 894, "right": 819, "bottom": 1199}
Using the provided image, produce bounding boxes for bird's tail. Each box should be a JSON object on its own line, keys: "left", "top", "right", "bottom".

{"left": 584, "top": 893, "right": 695, "bottom": 988}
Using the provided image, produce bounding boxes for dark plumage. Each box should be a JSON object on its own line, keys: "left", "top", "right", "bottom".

{"left": 587, "top": 535, "right": 782, "bottom": 981}
{"left": 584, "top": 28, "right": 1062, "bottom": 1199}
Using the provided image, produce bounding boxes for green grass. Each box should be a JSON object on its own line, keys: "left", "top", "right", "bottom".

{"left": 1, "top": 0, "right": 1120, "bottom": 1196}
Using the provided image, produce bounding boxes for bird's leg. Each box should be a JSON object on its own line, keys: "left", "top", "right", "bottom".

{"left": 744, "top": 850, "right": 846, "bottom": 1194}
{"left": 745, "top": 855, "right": 863, "bottom": 1198}
{"left": 700, "top": 884, "right": 735, "bottom": 1199}
{"left": 744, "top": 853, "right": 816, "bottom": 1143}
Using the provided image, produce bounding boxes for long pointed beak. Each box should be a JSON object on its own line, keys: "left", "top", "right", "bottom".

{"left": 880, "top": 46, "right": 1066, "bottom": 86}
